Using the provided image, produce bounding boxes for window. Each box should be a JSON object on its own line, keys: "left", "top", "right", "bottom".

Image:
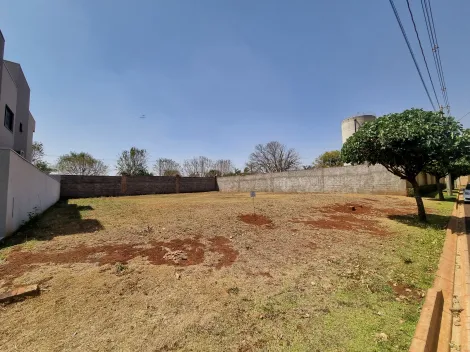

{"left": 4, "top": 105, "right": 14, "bottom": 132}
{"left": 19, "top": 123, "right": 23, "bottom": 133}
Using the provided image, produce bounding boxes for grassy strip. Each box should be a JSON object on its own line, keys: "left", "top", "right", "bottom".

{"left": 315, "top": 197, "right": 454, "bottom": 351}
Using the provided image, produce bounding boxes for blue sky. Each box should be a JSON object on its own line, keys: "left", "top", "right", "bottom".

{"left": 1, "top": 0, "right": 469, "bottom": 173}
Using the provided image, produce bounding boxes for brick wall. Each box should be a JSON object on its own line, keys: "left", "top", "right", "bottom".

{"left": 60, "top": 175, "right": 217, "bottom": 198}
{"left": 217, "top": 164, "right": 407, "bottom": 195}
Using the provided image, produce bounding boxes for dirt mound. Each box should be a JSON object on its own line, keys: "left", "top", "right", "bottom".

{"left": 238, "top": 214, "right": 273, "bottom": 226}
{"left": 0, "top": 236, "right": 238, "bottom": 286}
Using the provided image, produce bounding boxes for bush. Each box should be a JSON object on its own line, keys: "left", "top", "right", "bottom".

{"left": 406, "top": 183, "right": 446, "bottom": 197}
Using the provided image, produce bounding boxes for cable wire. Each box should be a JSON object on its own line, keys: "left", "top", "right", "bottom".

{"left": 405, "top": 0, "right": 440, "bottom": 108}
{"left": 421, "top": 0, "right": 450, "bottom": 113}
{"left": 388, "top": 0, "right": 436, "bottom": 111}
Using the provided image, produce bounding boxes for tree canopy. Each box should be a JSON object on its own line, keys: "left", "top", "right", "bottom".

{"left": 341, "top": 108, "right": 462, "bottom": 221}
{"left": 247, "top": 141, "right": 301, "bottom": 173}
{"left": 154, "top": 158, "right": 180, "bottom": 176}
{"left": 313, "top": 150, "right": 343, "bottom": 168}
{"left": 31, "top": 141, "right": 54, "bottom": 174}
{"left": 116, "top": 147, "right": 150, "bottom": 176}
{"left": 56, "top": 152, "right": 108, "bottom": 176}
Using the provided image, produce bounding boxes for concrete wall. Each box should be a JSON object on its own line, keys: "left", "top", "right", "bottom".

{"left": 4, "top": 60, "right": 33, "bottom": 161}
{"left": 0, "top": 31, "right": 4, "bottom": 104}
{"left": 0, "top": 62, "right": 17, "bottom": 150}
{"left": 217, "top": 164, "right": 407, "bottom": 195}
{"left": 60, "top": 175, "right": 217, "bottom": 198}
{"left": 0, "top": 149, "right": 60, "bottom": 239}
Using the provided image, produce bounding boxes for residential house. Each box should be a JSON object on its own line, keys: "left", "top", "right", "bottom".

{"left": 0, "top": 30, "right": 60, "bottom": 239}
{"left": 0, "top": 30, "right": 35, "bottom": 162}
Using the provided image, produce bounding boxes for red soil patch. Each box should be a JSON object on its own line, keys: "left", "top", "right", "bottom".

{"left": 0, "top": 236, "right": 238, "bottom": 287}
{"left": 315, "top": 202, "right": 415, "bottom": 217}
{"left": 390, "top": 282, "right": 423, "bottom": 301}
{"left": 208, "top": 236, "right": 239, "bottom": 269}
{"left": 238, "top": 214, "right": 273, "bottom": 226}
{"left": 291, "top": 214, "right": 389, "bottom": 236}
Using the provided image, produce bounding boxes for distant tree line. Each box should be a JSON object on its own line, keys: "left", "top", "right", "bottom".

{"left": 30, "top": 140, "right": 345, "bottom": 178}
{"left": 33, "top": 108, "right": 470, "bottom": 222}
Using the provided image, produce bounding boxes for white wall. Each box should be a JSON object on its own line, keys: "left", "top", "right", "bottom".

{"left": 0, "top": 149, "right": 60, "bottom": 239}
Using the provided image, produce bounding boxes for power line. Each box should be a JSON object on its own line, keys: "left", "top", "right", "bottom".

{"left": 388, "top": 0, "right": 436, "bottom": 111}
{"left": 405, "top": 0, "right": 440, "bottom": 108}
{"left": 458, "top": 112, "right": 470, "bottom": 122}
{"left": 421, "top": 0, "right": 450, "bottom": 114}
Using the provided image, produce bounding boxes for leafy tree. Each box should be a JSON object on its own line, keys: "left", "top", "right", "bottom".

{"left": 451, "top": 156, "right": 470, "bottom": 179}
{"left": 206, "top": 169, "right": 222, "bottom": 177}
{"left": 226, "top": 168, "right": 243, "bottom": 176}
{"left": 154, "top": 158, "right": 180, "bottom": 176}
{"left": 56, "top": 152, "right": 108, "bottom": 175}
{"left": 342, "top": 108, "right": 460, "bottom": 222}
{"left": 423, "top": 126, "right": 469, "bottom": 200}
{"left": 35, "top": 161, "right": 55, "bottom": 174}
{"left": 31, "top": 141, "right": 54, "bottom": 174}
{"left": 313, "top": 150, "right": 343, "bottom": 168}
{"left": 32, "top": 141, "right": 45, "bottom": 164}
{"left": 116, "top": 147, "right": 149, "bottom": 176}
{"left": 247, "top": 141, "right": 301, "bottom": 173}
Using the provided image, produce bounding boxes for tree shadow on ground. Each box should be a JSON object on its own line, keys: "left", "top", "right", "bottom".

{"left": 0, "top": 200, "right": 103, "bottom": 250}
{"left": 388, "top": 213, "right": 452, "bottom": 231}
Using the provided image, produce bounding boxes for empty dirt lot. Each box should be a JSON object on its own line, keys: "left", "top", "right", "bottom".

{"left": 0, "top": 192, "right": 454, "bottom": 351}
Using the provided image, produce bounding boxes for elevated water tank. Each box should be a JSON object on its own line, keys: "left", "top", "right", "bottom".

{"left": 341, "top": 114, "right": 376, "bottom": 144}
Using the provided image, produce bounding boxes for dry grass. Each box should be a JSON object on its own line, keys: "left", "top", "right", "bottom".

{"left": 0, "top": 192, "right": 454, "bottom": 351}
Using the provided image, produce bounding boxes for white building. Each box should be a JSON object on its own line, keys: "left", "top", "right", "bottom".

{"left": 0, "top": 31, "right": 36, "bottom": 161}
{"left": 0, "top": 30, "right": 60, "bottom": 239}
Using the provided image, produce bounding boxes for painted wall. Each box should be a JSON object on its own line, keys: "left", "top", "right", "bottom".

{"left": 0, "top": 31, "right": 4, "bottom": 103}
{"left": 4, "top": 60, "right": 32, "bottom": 161}
{"left": 217, "top": 164, "right": 407, "bottom": 195}
{"left": 0, "top": 62, "right": 17, "bottom": 150}
{"left": 0, "top": 149, "right": 60, "bottom": 239}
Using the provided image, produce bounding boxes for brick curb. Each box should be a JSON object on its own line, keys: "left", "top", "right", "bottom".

{"left": 410, "top": 199, "right": 461, "bottom": 352}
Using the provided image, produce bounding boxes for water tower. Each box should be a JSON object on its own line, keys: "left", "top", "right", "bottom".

{"left": 341, "top": 114, "right": 376, "bottom": 144}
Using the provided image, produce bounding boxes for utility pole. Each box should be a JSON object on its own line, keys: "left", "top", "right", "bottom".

{"left": 439, "top": 107, "right": 453, "bottom": 197}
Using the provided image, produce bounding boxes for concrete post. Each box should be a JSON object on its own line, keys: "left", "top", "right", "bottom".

{"left": 121, "top": 175, "right": 127, "bottom": 195}
{"left": 175, "top": 175, "right": 180, "bottom": 194}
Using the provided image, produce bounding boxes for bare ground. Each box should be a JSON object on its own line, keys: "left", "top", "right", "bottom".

{"left": 0, "top": 192, "right": 451, "bottom": 351}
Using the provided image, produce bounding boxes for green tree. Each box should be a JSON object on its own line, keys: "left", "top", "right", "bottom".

{"left": 31, "top": 141, "right": 54, "bottom": 174}
{"left": 35, "top": 160, "right": 55, "bottom": 174}
{"left": 116, "top": 147, "right": 149, "bottom": 176}
{"left": 56, "top": 152, "right": 108, "bottom": 175}
{"left": 423, "top": 127, "right": 469, "bottom": 200}
{"left": 313, "top": 150, "right": 343, "bottom": 168}
{"left": 206, "top": 169, "right": 222, "bottom": 177}
{"left": 342, "top": 108, "right": 461, "bottom": 221}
